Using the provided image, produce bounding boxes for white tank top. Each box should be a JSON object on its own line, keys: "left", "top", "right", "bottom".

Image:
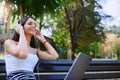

{"left": 5, "top": 53, "right": 38, "bottom": 75}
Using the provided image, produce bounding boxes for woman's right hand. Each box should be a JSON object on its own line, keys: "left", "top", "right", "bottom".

{"left": 15, "top": 23, "right": 24, "bottom": 34}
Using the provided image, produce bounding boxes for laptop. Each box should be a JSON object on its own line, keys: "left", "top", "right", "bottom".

{"left": 64, "top": 52, "right": 92, "bottom": 80}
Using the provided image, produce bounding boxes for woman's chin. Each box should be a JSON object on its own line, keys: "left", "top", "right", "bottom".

{"left": 27, "top": 32, "right": 35, "bottom": 36}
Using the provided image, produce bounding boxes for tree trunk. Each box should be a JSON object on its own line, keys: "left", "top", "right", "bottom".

{"left": 65, "top": 0, "right": 85, "bottom": 60}
{"left": 19, "top": 4, "right": 24, "bottom": 18}
{"left": 65, "top": 6, "right": 77, "bottom": 60}
{"left": 66, "top": 34, "right": 72, "bottom": 60}
{"left": 65, "top": 7, "right": 73, "bottom": 60}
{"left": 5, "top": 1, "right": 11, "bottom": 39}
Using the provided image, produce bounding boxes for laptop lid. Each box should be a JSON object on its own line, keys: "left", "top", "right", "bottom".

{"left": 64, "top": 52, "right": 92, "bottom": 80}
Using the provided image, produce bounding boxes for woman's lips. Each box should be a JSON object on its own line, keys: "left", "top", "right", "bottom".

{"left": 30, "top": 28, "right": 36, "bottom": 33}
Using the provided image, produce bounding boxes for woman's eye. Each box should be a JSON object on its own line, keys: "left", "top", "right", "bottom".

{"left": 28, "top": 23, "right": 32, "bottom": 25}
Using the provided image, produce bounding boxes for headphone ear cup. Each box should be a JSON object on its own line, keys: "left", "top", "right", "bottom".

{"left": 18, "top": 20, "right": 20, "bottom": 24}
{"left": 18, "top": 21, "right": 22, "bottom": 25}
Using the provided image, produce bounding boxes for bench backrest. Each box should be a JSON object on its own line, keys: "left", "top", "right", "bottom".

{"left": 0, "top": 60, "right": 120, "bottom": 80}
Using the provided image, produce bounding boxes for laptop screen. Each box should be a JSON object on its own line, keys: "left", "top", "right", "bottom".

{"left": 64, "top": 52, "right": 92, "bottom": 80}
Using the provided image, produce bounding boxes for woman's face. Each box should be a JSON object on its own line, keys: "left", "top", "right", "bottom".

{"left": 24, "top": 18, "right": 37, "bottom": 36}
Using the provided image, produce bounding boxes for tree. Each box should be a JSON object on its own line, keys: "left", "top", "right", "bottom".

{"left": 4, "top": 1, "right": 12, "bottom": 39}
{"left": 3, "top": 0, "right": 73, "bottom": 59}
{"left": 115, "top": 43, "right": 120, "bottom": 60}
{"left": 51, "top": 0, "right": 111, "bottom": 59}
{"left": 4, "top": 0, "right": 107, "bottom": 60}
{"left": 104, "top": 25, "right": 120, "bottom": 60}
{"left": 6, "top": 0, "right": 71, "bottom": 20}
{"left": 52, "top": 26, "right": 68, "bottom": 59}
{"left": 4, "top": 0, "right": 72, "bottom": 37}
{"left": 64, "top": 0, "right": 106, "bottom": 59}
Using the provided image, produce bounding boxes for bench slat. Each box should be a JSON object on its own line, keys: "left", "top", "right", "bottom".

{"left": 83, "top": 73, "right": 120, "bottom": 79}
{"left": 35, "top": 72, "right": 120, "bottom": 80}
{"left": 0, "top": 75, "right": 6, "bottom": 80}
{"left": 1, "top": 65, "right": 120, "bottom": 73}
{"left": 0, "top": 72, "right": 120, "bottom": 80}
{"left": 0, "top": 66, "right": 6, "bottom": 73}
{"left": 34, "top": 65, "right": 120, "bottom": 72}
{"left": 87, "top": 65, "right": 120, "bottom": 71}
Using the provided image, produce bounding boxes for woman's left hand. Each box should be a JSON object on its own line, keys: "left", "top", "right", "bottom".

{"left": 34, "top": 27, "right": 46, "bottom": 43}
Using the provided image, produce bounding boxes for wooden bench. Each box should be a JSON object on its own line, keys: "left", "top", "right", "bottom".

{"left": 0, "top": 59, "right": 120, "bottom": 80}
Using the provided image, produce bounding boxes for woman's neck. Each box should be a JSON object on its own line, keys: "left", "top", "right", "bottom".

{"left": 25, "top": 34, "right": 32, "bottom": 46}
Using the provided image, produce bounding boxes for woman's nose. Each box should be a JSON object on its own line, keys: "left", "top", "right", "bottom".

{"left": 32, "top": 24, "right": 36, "bottom": 28}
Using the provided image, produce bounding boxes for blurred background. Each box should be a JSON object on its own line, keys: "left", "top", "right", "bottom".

{"left": 0, "top": 0, "right": 120, "bottom": 60}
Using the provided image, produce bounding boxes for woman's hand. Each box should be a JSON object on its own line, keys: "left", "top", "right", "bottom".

{"left": 34, "top": 28, "right": 59, "bottom": 60}
{"left": 34, "top": 27, "right": 46, "bottom": 43}
{"left": 15, "top": 23, "right": 24, "bottom": 34}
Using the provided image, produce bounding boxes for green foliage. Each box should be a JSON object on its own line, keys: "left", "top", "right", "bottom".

{"left": 6, "top": 0, "right": 72, "bottom": 20}
{"left": 107, "top": 25, "right": 120, "bottom": 36}
{"left": 75, "top": 42, "right": 104, "bottom": 58}
{"left": 50, "top": 0, "right": 107, "bottom": 59}
{"left": 115, "top": 44, "right": 120, "bottom": 60}
{"left": 54, "top": 44, "right": 67, "bottom": 59}
{"left": 80, "top": 0, "right": 105, "bottom": 42}
{"left": 63, "top": 0, "right": 106, "bottom": 58}
{"left": 52, "top": 19, "right": 68, "bottom": 59}
{"left": 6, "top": 0, "right": 108, "bottom": 59}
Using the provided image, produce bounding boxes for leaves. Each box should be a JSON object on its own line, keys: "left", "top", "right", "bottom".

{"left": 52, "top": 0, "right": 107, "bottom": 59}
{"left": 6, "top": 0, "right": 71, "bottom": 20}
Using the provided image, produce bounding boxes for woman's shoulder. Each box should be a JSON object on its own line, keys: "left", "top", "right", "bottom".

{"left": 4, "top": 39, "right": 16, "bottom": 46}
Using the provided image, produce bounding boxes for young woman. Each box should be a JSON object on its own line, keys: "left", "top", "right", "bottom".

{"left": 4, "top": 16, "right": 59, "bottom": 80}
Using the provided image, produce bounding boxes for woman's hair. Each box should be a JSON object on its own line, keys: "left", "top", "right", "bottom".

{"left": 12, "top": 16, "right": 36, "bottom": 48}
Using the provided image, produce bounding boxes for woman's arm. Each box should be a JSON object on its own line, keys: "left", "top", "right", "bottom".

{"left": 4, "top": 24, "right": 28, "bottom": 59}
{"left": 34, "top": 28, "right": 59, "bottom": 60}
